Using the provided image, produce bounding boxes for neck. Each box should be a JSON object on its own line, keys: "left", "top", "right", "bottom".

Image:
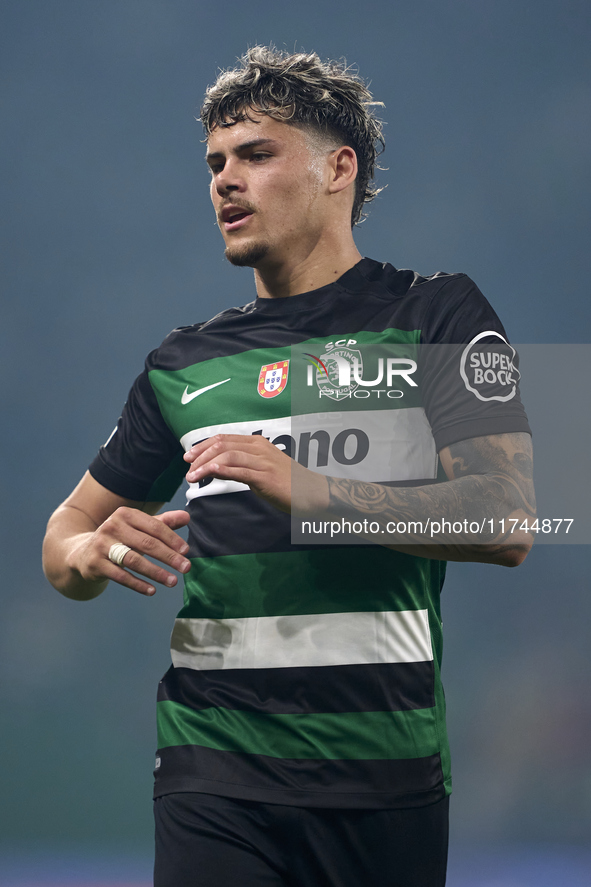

{"left": 253, "top": 236, "right": 362, "bottom": 300}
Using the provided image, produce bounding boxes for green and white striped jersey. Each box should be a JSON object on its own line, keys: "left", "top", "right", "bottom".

{"left": 90, "top": 258, "right": 530, "bottom": 808}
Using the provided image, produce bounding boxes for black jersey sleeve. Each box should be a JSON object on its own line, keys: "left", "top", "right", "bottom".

{"left": 88, "top": 354, "right": 186, "bottom": 502}
{"left": 419, "top": 274, "right": 531, "bottom": 451}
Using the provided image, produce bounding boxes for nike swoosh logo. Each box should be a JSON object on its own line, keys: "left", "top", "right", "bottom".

{"left": 181, "top": 378, "right": 231, "bottom": 404}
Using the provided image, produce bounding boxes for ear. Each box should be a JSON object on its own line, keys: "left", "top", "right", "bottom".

{"left": 327, "top": 146, "right": 358, "bottom": 195}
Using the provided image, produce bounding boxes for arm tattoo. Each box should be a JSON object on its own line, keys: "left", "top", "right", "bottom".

{"left": 326, "top": 432, "right": 536, "bottom": 558}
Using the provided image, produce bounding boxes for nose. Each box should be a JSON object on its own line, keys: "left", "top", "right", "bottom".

{"left": 213, "top": 159, "right": 246, "bottom": 197}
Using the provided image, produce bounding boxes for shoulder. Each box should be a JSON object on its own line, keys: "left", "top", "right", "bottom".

{"left": 357, "top": 259, "right": 497, "bottom": 340}
{"left": 355, "top": 257, "right": 473, "bottom": 304}
{"left": 361, "top": 258, "right": 509, "bottom": 345}
{"left": 144, "top": 301, "right": 258, "bottom": 373}
{"left": 417, "top": 274, "right": 507, "bottom": 345}
{"left": 406, "top": 270, "right": 480, "bottom": 322}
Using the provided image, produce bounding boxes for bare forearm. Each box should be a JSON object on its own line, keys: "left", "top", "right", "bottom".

{"left": 43, "top": 473, "right": 191, "bottom": 600}
{"left": 327, "top": 473, "right": 532, "bottom": 564}
{"left": 325, "top": 433, "right": 536, "bottom": 566}
{"left": 43, "top": 504, "right": 108, "bottom": 600}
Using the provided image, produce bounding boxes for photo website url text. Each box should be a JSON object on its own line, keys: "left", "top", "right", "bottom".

{"left": 300, "top": 518, "right": 574, "bottom": 538}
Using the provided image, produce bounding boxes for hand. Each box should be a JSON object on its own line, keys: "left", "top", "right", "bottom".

{"left": 183, "top": 434, "right": 329, "bottom": 515}
{"left": 69, "top": 508, "right": 191, "bottom": 596}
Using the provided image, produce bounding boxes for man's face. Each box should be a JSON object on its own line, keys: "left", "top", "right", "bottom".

{"left": 206, "top": 113, "right": 333, "bottom": 269}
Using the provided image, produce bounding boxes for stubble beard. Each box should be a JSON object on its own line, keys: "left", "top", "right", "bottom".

{"left": 224, "top": 239, "right": 271, "bottom": 268}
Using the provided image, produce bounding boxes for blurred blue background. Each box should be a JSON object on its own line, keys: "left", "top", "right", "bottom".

{"left": 1, "top": 1, "right": 590, "bottom": 884}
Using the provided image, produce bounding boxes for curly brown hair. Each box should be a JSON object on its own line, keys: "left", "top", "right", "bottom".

{"left": 200, "top": 46, "right": 384, "bottom": 226}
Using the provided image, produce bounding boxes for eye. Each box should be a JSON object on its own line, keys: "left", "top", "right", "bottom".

{"left": 250, "top": 152, "right": 270, "bottom": 163}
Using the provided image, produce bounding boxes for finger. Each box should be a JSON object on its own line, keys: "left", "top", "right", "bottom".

{"left": 108, "top": 524, "right": 192, "bottom": 576}
{"left": 93, "top": 539, "right": 182, "bottom": 592}
{"left": 183, "top": 436, "right": 230, "bottom": 469}
{"left": 114, "top": 544, "right": 184, "bottom": 588}
{"left": 103, "top": 559, "right": 158, "bottom": 596}
{"left": 184, "top": 434, "right": 264, "bottom": 463}
{"left": 185, "top": 447, "right": 258, "bottom": 482}
{"left": 184, "top": 439, "right": 229, "bottom": 480}
{"left": 186, "top": 452, "right": 268, "bottom": 485}
{"left": 154, "top": 509, "right": 191, "bottom": 532}
{"left": 183, "top": 435, "right": 224, "bottom": 463}
{"left": 109, "top": 507, "right": 190, "bottom": 557}
{"left": 96, "top": 515, "right": 191, "bottom": 589}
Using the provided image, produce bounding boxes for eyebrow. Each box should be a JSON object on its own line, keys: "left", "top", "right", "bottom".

{"left": 205, "top": 138, "right": 279, "bottom": 163}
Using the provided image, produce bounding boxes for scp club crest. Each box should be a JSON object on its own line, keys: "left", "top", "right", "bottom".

{"left": 258, "top": 360, "right": 290, "bottom": 398}
{"left": 316, "top": 346, "right": 362, "bottom": 400}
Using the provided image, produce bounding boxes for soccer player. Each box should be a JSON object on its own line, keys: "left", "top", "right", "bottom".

{"left": 43, "top": 46, "right": 535, "bottom": 887}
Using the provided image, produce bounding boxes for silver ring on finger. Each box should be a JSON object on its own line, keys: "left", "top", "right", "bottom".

{"left": 108, "top": 542, "right": 132, "bottom": 567}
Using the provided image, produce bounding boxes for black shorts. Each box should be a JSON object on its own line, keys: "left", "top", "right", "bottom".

{"left": 154, "top": 792, "right": 449, "bottom": 887}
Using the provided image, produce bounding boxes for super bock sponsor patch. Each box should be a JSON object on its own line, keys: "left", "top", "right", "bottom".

{"left": 460, "top": 331, "right": 520, "bottom": 402}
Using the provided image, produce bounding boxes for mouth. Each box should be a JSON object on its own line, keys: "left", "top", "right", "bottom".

{"left": 220, "top": 204, "right": 254, "bottom": 232}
